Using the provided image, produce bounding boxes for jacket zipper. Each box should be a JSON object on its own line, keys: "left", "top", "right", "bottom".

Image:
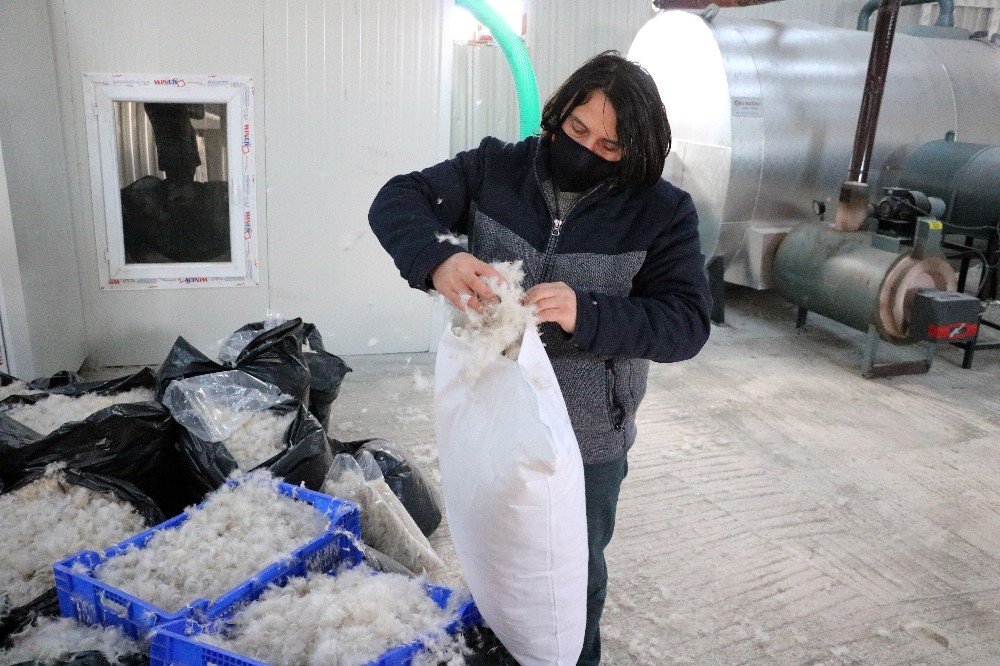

{"left": 538, "top": 189, "right": 602, "bottom": 282}
{"left": 605, "top": 359, "right": 626, "bottom": 431}
{"left": 541, "top": 217, "right": 564, "bottom": 271}
{"left": 533, "top": 150, "right": 608, "bottom": 282}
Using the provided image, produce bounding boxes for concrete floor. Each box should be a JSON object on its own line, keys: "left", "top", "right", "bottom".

{"left": 327, "top": 287, "right": 1000, "bottom": 665}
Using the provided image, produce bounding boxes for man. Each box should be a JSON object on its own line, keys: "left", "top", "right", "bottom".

{"left": 370, "top": 51, "right": 711, "bottom": 664}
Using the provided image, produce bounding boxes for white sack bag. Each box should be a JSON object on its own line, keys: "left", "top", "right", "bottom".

{"left": 435, "top": 324, "right": 587, "bottom": 665}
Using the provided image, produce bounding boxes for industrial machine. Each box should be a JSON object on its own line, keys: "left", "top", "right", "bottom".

{"left": 629, "top": 5, "right": 1000, "bottom": 375}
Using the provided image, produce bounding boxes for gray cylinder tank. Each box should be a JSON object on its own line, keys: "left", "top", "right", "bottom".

{"left": 628, "top": 12, "right": 1000, "bottom": 288}
{"left": 899, "top": 140, "right": 1000, "bottom": 240}
{"left": 774, "top": 223, "right": 956, "bottom": 341}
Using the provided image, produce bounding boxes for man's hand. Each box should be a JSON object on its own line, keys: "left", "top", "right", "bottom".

{"left": 525, "top": 282, "right": 577, "bottom": 334}
{"left": 431, "top": 252, "right": 504, "bottom": 312}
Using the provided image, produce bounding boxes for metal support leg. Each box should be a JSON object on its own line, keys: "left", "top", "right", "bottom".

{"left": 957, "top": 235, "right": 974, "bottom": 293}
{"left": 984, "top": 232, "right": 999, "bottom": 300}
{"left": 924, "top": 342, "right": 938, "bottom": 367}
{"left": 861, "top": 324, "right": 935, "bottom": 379}
{"left": 707, "top": 256, "right": 725, "bottom": 325}
{"left": 796, "top": 307, "right": 809, "bottom": 329}
{"left": 954, "top": 314, "right": 1000, "bottom": 370}
{"left": 861, "top": 325, "right": 879, "bottom": 377}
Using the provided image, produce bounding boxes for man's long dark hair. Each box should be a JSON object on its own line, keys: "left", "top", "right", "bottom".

{"left": 540, "top": 51, "right": 671, "bottom": 190}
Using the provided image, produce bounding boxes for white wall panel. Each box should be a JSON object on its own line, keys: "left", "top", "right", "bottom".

{"left": 452, "top": 44, "right": 520, "bottom": 151}
{"left": 48, "top": 0, "right": 270, "bottom": 366}
{"left": 264, "top": 0, "right": 450, "bottom": 355}
{"left": 528, "top": 1, "right": 656, "bottom": 102}
{"left": 0, "top": 1, "right": 87, "bottom": 376}
{"left": 0, "top": 135, "right": 32, "bottom": 376}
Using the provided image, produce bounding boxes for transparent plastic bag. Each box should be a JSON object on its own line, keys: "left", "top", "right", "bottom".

{"left": 162, "top": 371, "right": 284, "bottom": 443}
{"left": 341, "top": 438, "right": 444, "bottom": 536}
{"left": 322, "top": 452, "right": 444, "bottom": 576}
{"left": 216, "top": 311, "right": 289, "bottom": 365}
{"left": 216, "top": 330, "right": 259, "bottom": 366}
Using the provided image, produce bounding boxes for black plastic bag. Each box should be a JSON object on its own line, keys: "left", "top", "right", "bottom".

{"left": 1, "top": 369, "right": 160, "bottom": 486}
{"left": 43, "top": 368, "right": 154, "bottom": 398}
{"left": 304, "top": 351, "right": 350, "bottom": 429}
{"left": 0, "top": 401, "right": 209, "bottom": 520}
{"left": 300, "top": 324, "right": 351, "bottom": 428}
{"left": 26, "top": 371, "right": 84, "bottom": 391}
{"left": 221, "top": 320, "right": 350, "bottom": 428}
{"left": 0, "top": 371, "right": 156, "bottom": 413}
{"left": 299, "top": 322, "right": 351, "bottom": 427}
{"left": 340, "top": 438, "right": 443, "bottom": 537}
{"left": 4, "top": 468, "right": 164, "bottom": 527}
{"left": 1, "top": 371, "right": 83, "bottom": 395}
{"left": 156, "top": 319, "right": 310, "bottom": 404}
{"left": 8, "top": 652, "right": 148, "bottom": 666}
{"left": 1, "top": 470, "right": 163, "bottom": 646}
{"left": 175, "top": 399, "right": 343, "bottom": 492}
{"left": 0, "top": 590, "right": 59, "bottom": 649}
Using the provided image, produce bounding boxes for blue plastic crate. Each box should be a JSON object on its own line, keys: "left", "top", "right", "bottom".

{"left": 53, "top": 479, "right": 362, "bottom": 639}
{"left": 148, "top": 578, "right": 483, "bottom": 666}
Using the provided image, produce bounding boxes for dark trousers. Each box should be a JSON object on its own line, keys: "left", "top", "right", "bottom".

{"left": 578, "top": 456, "right": 628, "bottom": 666}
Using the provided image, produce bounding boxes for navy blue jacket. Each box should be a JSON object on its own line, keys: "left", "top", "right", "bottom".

{"left": 370, "top": 135, "right": 711, "bottom": 463}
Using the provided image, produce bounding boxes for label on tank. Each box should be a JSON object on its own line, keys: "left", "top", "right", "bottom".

{"left": 731, "top": 97, "right": 763, "bottom": 117}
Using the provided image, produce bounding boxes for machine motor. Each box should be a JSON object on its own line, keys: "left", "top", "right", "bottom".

{"left": 874, "top": 188, "right": 946, "bottom": 239}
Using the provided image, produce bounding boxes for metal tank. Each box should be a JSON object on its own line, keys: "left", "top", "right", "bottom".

{"left": 627, "top": 11, "right": 1000, "bottom": 288}
{"left": 899, "top": 140, "right": 1000, "bottom": 240}
{"left": 773, "top": 222, "right": 956, "bottom": 342}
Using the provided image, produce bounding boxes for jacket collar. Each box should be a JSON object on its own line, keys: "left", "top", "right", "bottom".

{"left": 530, "top": 134, "right": 615, "bottom": 221}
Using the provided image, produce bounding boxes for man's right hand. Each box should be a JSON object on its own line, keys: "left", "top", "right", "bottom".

{"left": 431, "top": 252, "right": 505, "bottom": 313}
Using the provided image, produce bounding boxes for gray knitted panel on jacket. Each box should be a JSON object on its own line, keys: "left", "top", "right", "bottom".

{"left": 470, "top": 207, "right": 648, "bottom": 464}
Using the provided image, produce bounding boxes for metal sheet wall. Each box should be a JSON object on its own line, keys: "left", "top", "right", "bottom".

{"left": 46, "top": 0, "right": 270, "bottom": 366}
{"left": 33, "top": 0, "right": 451, "bottom": 364}
{"left": 265, "top": 0, "right": 451, "bottom": 356}
{"left": 452, "top": 44, "right": 520, "bottom": 150}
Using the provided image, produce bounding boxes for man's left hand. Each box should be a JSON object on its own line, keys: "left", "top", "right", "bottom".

{"left": 524, "top": 282, "right": 578, "bottom": 334}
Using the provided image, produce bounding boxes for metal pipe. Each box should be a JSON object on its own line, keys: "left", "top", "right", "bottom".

{"left": 653, "top": 0, "right": 782, "bottom": 8}
{"left": 851, "top": 0, "right": 902, "bottom": 184}
{"left": 834, "top": 0, "right": 903, "bottom": 231}
{"left": 857, "top": 0, "right": 955, "bottom": 30}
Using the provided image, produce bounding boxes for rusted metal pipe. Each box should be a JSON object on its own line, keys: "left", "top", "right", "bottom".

{"left": 851, "top": 0, "right": 902, "bottom": 184}
{"left": 833, "top": 0, "right": 903, "bottom": 232}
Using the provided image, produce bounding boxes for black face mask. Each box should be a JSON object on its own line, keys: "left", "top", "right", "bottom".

{"left": 548, "top": 127, "right": 619, "bottom": 193}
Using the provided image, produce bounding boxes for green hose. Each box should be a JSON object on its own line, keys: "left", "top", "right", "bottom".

{"left": 456, "top": 0, "right": 541, "bottom": 139}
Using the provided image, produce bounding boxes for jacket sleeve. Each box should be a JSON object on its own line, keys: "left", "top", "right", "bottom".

{"left": 569, "top": 191, "right": 712, "bottom": 363}
{"left": 368, "top": 138, "right": 491, "bottom": 291}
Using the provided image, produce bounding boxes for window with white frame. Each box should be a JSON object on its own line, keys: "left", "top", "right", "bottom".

{"left": 83, "top": 74, "right": 258, "bottom": 290}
